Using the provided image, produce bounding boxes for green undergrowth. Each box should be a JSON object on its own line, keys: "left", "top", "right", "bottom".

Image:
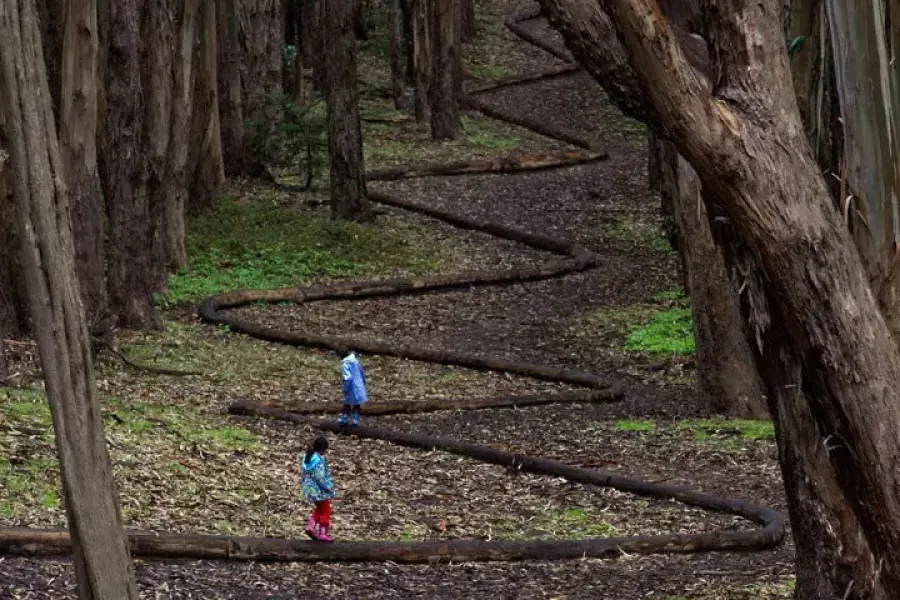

{"left": 610, "top": 418, "right": 775, "bottom": 449}
{"left": 576, "top": 288, "right": 695, "bottom": 358}
{"left": 165, "top": 193, "right": 456, "bottom": 304}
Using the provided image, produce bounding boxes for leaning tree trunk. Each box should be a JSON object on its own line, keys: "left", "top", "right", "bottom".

{"left": 323, "top": 0, "right": 370, "bottom": 221}
{"left": 429, "top": 0, "right": 461, "bottom": 139}
{"left": 188, "top": 0, "right": 223, "bottom": 214}
{"left": 541, "top": 0, "right": 894, "bottom": 596}
{"left": 59, "top": 0, "right": 106, "bottom": 329}
{"left": 654, "top": 136, "right": 767, "bottom": 419}
{"left": 0, "top": 136, "right": 29, "bottom": 338}
{"left": 0, "top": 1, "right": 138, "bottom": 597}
{"left": 568, "top": 0, "right": 900, "bottom": 594}
{"left": 99, "top": 0, "right": 161, "bottom": 330}
{"left": 412, "top": 0, "right": 431, "bottom": 121}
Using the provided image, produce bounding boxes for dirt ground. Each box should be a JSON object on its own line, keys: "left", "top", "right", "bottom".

{"left": 0, "top": 1, "right": 795, "bottom": 598}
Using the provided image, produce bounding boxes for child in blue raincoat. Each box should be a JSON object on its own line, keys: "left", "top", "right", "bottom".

{"left": 302, "top": 436, "right": 336, "bottom": 541}
{"left": 336, "top": 349, "right": 368, "bottom": 425}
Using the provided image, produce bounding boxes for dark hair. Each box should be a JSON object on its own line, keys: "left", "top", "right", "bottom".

{"left": 333, "top": 348, "right": 356, "bottom": 359}
{"left": 305, "top": 436, "right": 329, "bottom": 463}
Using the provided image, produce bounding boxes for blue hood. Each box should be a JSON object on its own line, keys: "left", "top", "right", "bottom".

{"left": 303, "top": 452, "right": 323, "bottom": 469}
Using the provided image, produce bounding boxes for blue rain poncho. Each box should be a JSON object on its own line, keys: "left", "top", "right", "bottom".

{"left": 341, "top": 352, "right": 368, "bottom": 406}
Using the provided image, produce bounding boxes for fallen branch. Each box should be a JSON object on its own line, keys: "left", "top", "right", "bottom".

{"left": 466, "top": 64, "right": 582, "bottom": 96}
{"left": 98, "top": 340, "right": 203, "bottom": 377}
{"left": 229, "top": 388, "right": 624, "bottom": 417}
{"left": 462, "top": 95, "right": 596, "bottom": 150}
{"left": 365, "top": 150, "right": 608, "bottom": 181}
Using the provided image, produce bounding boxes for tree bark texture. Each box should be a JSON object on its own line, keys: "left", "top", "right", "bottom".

{"left": 217, "top": 0, "right": 244, "bottom": 175}
{"left": 389, "top": 0, "right": 408, "bottom": 108}
{"left": 541, "top": 0, "right": 896, "bottom": 596}
{"left": 412, "top": 0, "right": 430, "bottom": 120}
{"left": 99, "top": 0, "right": 161, "bottom": 330}
{"left": 234, "top": 0, "right": 283, "bottom": 178}
{"left": 459, "top": 0, "right": 475, "bottom": 42}
{"left": 0, "top": 138, "right": 29, "bottom": 338}
{"left": 0, "top": 1, "right": 138, "bottom": 597}
{"left": 564, "top": 0, "right": 900, "bottom": 594}
{"left": 299, "top": 0, "right": 322, "bottom": 89}
{"left": 59, "top": 0, "right": 106, "bottom": 329}
{"left": 188, "top": 0, "right": 224, "bottom": 213}
{"left": 654, "top": 138, "right": 767, "bottom": 419}
{"left": 322, "top": 0, "right": 370, "bottom": 221}
{"left": 429, "top": 0, "right": 461, "bottom": 139}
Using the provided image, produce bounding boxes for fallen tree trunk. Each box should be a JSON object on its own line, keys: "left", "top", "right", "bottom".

{"left": 462, "top": 95, "right": 595, "bottom": 149}
{"left": 0, "top": 520, "right": 783, "bottom": 562}
{"left": 365, "top": 150, "right": 608, "bottom": 181}
{"left": 466, "top": 64, "right": 581, "bottom": 95}
{"left": 229, "top": 388, "right": 624, "bottom": 417}
{"left": 503, "top": 8, "right": 572, "bottom": 63}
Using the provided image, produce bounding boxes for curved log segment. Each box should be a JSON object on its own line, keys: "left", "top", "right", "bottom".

{"left": 503, "top": 8, "right": 573, "bottom": 64}
{"left": 365, "top": 150, "right": 608, "bottom": 181}
{"left": 230, "top": 388, "right": 624, "bottom": 416}
{"left": 466, "top": 64, "right": 582, "bottom": 96}
{"left": 462, "top": 95, "right": 597, "bottom": 150}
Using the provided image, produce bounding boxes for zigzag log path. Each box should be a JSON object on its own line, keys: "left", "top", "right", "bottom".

{"left": 0, "top": 6, "right": 786, "bottom": 566}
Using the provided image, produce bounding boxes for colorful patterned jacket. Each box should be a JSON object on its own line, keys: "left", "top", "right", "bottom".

{"left": 301, "top": 452, "right": 335, "bottom": 503}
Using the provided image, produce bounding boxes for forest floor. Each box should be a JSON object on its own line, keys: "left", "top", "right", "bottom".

{"left": 0, "top": 1, "right": 795, "bottom": 598}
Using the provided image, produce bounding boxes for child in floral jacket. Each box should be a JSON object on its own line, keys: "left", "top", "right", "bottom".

{"left": 302, "top": 436, "right": 336, "bottom": 542}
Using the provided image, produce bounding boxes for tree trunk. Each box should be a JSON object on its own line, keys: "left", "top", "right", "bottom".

{"left": 299, "top": 0, "right": 322, "bottom": 89}
{"left": 322, "top": 0, "right": 370, "bottom": 221}
{"left": 579, "top": 0, "right": 900, "bottom": 593}
{"left": 459, "top": 0, "right": 475, "bottom": 42}
{"left": 654, "top": 137, "right": 767, "bottom": 419}
{"left": 0, "top": 0, "right": 138, "bottom": 597}
{"left": 541, "top": 0, "right": 897, "bottom": 596}
{"left": 161, "top": 0, "right": 201, "bottom": 272}
{"left": 389, "top": 0, "right": 408, "bottom": 109}
{"left": 217, "top": 0, "right": 244, "bottom": 176}
{"left": 144, "top": 0, "right": 176, "bottom": 294}
{"left": 412, "top": 0, "right": 430, "bottom": 121}
{"left": 188, "top": 0, "right": 224, "bottom": 213}
{"left": 0, "top": 137, "right": 29, "bottom": 338}
{"left": 99, "top": 0, "right": 161, "bottom": 330}
{"left": 353, "top": 0, "right": 367, "bottom": 40}
{"left": 429, "top": 0, "right": 461, "bottom": 139}
{"left": 59, "top": 0, "right": 106, "bottom": 330}
{"left": 234, "top": 0, "right": 283, "bottom": 179}
{"left": 400, "top": 0, "right": 414, "bottom": 85}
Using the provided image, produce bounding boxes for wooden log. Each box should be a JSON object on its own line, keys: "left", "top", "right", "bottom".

{"left": 200, "top": 298, "right": 612, "bottom": 389}
{"left": 229, "top": 388, "right": 624, "bottom": 417}
{"left": 365, "top": 150, "right": 608, "bottom": 181}
{"left": 466, "top": 64, "right": 582, "bottom": 96}
{"left": 0, "top": 522, "right": 784, "bottom": 562}
{"left": 503, "top": 9, "right": 573, "bottom": 64}
{"left": 462, "top": 95, "right": 596, "bottom": 150}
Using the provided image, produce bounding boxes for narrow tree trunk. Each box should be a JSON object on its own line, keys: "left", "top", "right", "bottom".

{"left": 412, "top": 0, "right": 431, "bottom": 121}
{"left": 299, "top": 0, "right": 322, "bottom": 89}
{"left": 189, "top": 0, "right": 224, "bottom": 213}
{"left": 429, "top": 0, "right": 461, "bottom": 139}
{"left": 0, "top": 138, "right": 29, "bottom": 337}
{"left": 99, "top": 0, "right": 161, "bottom": 330}
{"left": 217, "top": 0, "right": 245, "bottom": 176}
{"left": 400, "top": 0, "right": 414, "bottom": 85}
{"left": 389, "top": 0, "right": 408, "bottom": 109}
{"left": 59, "top": 0, "right": 106, "bottom": 330}
{"left": 459, "top": 0, "right": 475, "bottom": 42}
{"left": 161, "top": 0, "right": 201, "bottom": 272}
{"left": 655, "top": 138, "right": 767, "bottom": 419}
{"left": 144, "top": 0, "right": 176, "bottom": 294}
{"left": 353, "top": 0, "right": 367, "bottom": 40}
{"left": 322, "top": 0, "right": 370, "bottom": 221}
{"left": 0, "top": 1, "right": 138, "bottom": 597}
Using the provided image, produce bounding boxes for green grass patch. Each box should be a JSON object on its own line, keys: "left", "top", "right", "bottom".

{"left": 677, "top": 418, "right": 775, "bottom": 442}
{"left": 166, "top": 194, "right": 454, "bottom": 304}
{"left": 467, "top": 64, "right": 514, "bottom": 80}
{"left": 625, "top": 307, "right": 695, "bottom": 355}
{"left": 615, "top": 419, "right": 656, "bottom": 433}
{"left": 491, "top": 506, "right": 618, "bottom": 540}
